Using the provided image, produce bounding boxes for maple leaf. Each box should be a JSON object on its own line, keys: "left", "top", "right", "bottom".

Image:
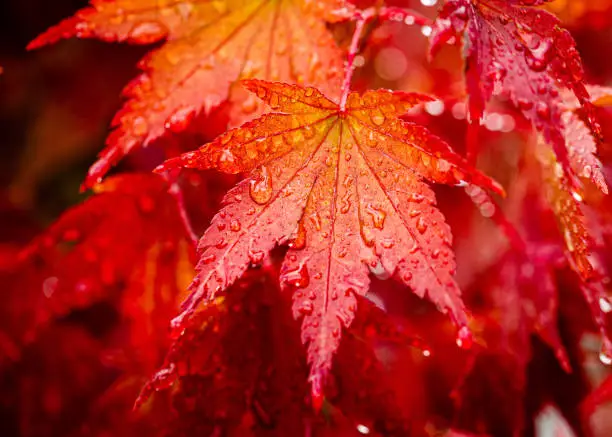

{"left": 537, "top": 146, "right": 594, "bottom": 278}
{"left": 28, "top": 0, "right": 347, "bottom": 189}
{"left": 559, "top": 85, "right": 612, "bottom": 193}
{"left": 139, "top": 268, "right": 422, "bottom": 436}
{"left": 430, "top": 0, "right": 602, "bottom": 189}
{"left": 156, "top": 79, "right": 503, "bottom": 397}
{"left": 450, "top": 244, "right": 575, "bottom": 436}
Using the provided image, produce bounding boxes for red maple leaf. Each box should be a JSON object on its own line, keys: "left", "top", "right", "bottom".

{"left": 28, "top": 0, "right": 349, "bottom": 188}
{"left": 139, "top": 267, "right": 425, "bottom": 436}
{"left": 0, "top": 174, "right": 194, "bottom": 372}
{"left": 430, "top": 0, "right": 603, "bottom": 190}
{"left": 156, "top": 79, "right": 503, "bottom": 398}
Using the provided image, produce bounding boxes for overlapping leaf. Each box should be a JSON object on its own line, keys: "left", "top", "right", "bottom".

{"left": 0, "top": 173, "right": 193, "bottom": 371}
{"left": 157, "top": 79, "right": 503, "bottom": 396}
{"left": 139, "top": 268, "right": 423, "bottom": 436}
{"left": 28, "top": 0, "right": 347, "bottom": 188}
{"left": 430, "top": 0, "right": 603, "bottom": 191}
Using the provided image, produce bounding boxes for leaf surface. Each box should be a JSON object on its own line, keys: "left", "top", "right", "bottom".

{"left": 158, "top": 79, "right": 503, "bottom": 395}
{"left": 29, "top": 0, "right": 346, "bottom": 188}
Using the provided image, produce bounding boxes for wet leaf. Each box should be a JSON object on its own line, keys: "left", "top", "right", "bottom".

{"left": 28, "top": 0, "right": 347, "bottom": 188}
{"left": 157, "top": 79, "right": 503, "bottom": 397}
{"left": 430, "top": 0, "right": 602, "bottom": 188}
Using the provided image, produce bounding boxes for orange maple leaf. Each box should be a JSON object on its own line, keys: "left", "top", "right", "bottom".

{"left": 28, "top": 0, "right": 348, "bottom": 188}
{"left": 158, "top": 79, "right": 504, "bottom": 396}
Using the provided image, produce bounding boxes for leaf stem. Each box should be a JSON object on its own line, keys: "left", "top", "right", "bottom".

{"left": 339, "top": 11, "right": 371, "bottom": 111}
{"left": 161, "top": 170, "right": 199, "bottom": 246}
{"left": 339, "top": 7, "right": 432, "bottom": 111}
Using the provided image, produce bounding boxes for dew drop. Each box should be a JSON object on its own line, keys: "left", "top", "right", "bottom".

{"left": 382, "top": 238, "right": 395, "bottom": 249}
{"left": 281, "top": 263, "right": 310, "bottom": 288}
{"left": 422, "top": 349, "right": 431, "bottom": 357}
{"left": 599, "top": 349, "right": 612, "bottom": 366}
{"left": 132, "top": 116, "right": 149, "bottom": 137}
{"left": 535, "top": 102, "right": 550, "bottom": 119}
{"left": 571, "top": 191, "right": 583, "bottom": 202}
{"left": 366, "top": 204, "right": 386, "bottom": 229}
{"left": 456, "top": 326, "right": 473, "bottom": 349}
{"left": 370, "top": 110, "right": 385, "bottom": 126}
{"left": 165, "top": 107, "right": 195, "bottom": 132}
{"left": 201, "top": 254, "right": 216, "bottom": 265}
{"left": 297, "top": 301, "right": 314, "bottom": 316}
{"left": 415, "top": 216, "right": 428, "bottom": 234}
{"left": 289, "top": 221, "right": 307, "bottom": 250}
{"left": 229, "top": 219, "right": 241, "bottom": 232}
{"left": 355, "top": 424, "right": 370, "bottom": 435}
{"left": 599, "top": 297, "right": 612, "bottom": 313}
{"left": 249, "top": 166, "right": 273, "bottom": 204}
{"left": 128, "top": 21, "right": 168, "bottom": 44}
{"left": 517, "top": 98, "right": 533, "bottom": 111}
{"left": 248, "top": 250, "right": 264, "bottom": 266}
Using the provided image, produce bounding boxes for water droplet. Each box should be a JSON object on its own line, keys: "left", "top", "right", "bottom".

{"left": 247, "top": 249, "right": 264, "bottom": 266}
{"left": 422, "top": 349, "right": 431, "bottom": 357}
{"left": 370, "top": 110, "right": 385, "bottom": 126}
{"left": 525, "top": 39, "right": 552, "bottom": 72}
{"left": 297, "top": 301, "right": 314, "bottom": 315}
{"left": 128, "top": 21, "right": 168, "bottom": 44}
{"left": 169, "top": 313, "right": 188, "bottom": 339}
{"left": 309, "top": 212, "right": 322, "bottom": 231}
{"left": 517, "top": 98, "right": 533, "bottom": 111}
{"left": 281, "top": 263, "right": 310, "bottom": 288}
{"left": 356, "top": 424, "right": 371, "bottom": 435}
{"left": 456, "top": 326, "right": 473, "bottom": 349}
{"left": 249, "top": 166, "right": 273, "bottom": 204}
{"left": 599, "top": 349, "right": 612, "bottom": 365}
{"left": 229, "top": 219, "right": 241, "bottom": 232}
{"left": 165, "top": 107, "right": 195, "bottom": 132}
{"left": 415, "top": 216, "right": 428, "bottom": 234}
{"left": 132, "top": 116, "right": 149, "bottom": 137}
{"left": 382, "top": 238, "right": 395, "bottom": 249}
{"left": 201, "top": 254, "right": 216, "bottom": 265}
{"left": 535, "top": 102, "right": 550, "bottom": 119}
{"left": 599, "top": 297, "right": 612, "bottom": 313}
{"left": 366, "top": 204, "right": 386, "bottom": 229}
{"left": 290, "top": 221, "right": 307, "bottom": 249}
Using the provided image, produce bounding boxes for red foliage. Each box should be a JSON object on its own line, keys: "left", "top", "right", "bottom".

{"left": 1, "top": 0, "right": 612, "bottom": 436}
